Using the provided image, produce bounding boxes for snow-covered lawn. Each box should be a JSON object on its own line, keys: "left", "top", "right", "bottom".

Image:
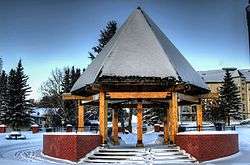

{"left": 0, "top": 132, "right": 68, "bottom": 165}
{"left": 0, "top": 126, "right": 250, "bottom": 164}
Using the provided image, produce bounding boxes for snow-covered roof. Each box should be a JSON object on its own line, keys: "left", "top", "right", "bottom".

{"left": 71, "top": 8, "right": 208, "bottom": 94}
{"left": 199, "top": 69, "right": 248, "bottom": 83}
{"left": 240, "top": 69, "right": 250, "bottom": 82}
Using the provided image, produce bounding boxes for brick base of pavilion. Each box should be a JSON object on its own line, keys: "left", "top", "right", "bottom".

{"left": 42, "top": 92, "right": 239, "bottom": 162}
{"left": 42, "top": 130, "right": 239, "bottom": 162}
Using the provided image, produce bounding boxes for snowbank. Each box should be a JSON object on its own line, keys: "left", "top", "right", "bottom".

{"left": 177, "top": 130, "right": 238, "bottom": 135}
{"left": 44, "top": 132, "right": 99, "bottom": 135}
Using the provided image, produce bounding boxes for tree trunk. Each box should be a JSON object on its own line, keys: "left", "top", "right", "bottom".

{"left": 128, "top": 109, "right": 132, "bottom": 133}
{"left": 120, "top": 110, "right": 125, "bottom": 133}
{"left": 227, "top": 116, "right": 230, "bottom": 126}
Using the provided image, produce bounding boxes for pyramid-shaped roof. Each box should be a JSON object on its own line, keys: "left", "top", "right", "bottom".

{"left": 71, "top": 8, "right": 208, "bottom": 94}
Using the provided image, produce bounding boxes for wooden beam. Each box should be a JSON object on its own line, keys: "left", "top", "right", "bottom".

{"left": 77, "top": 100, "right": 84, "bottom": 132}
{"left": 112, "top": 109, "right": 119, "bottom": 145}
{"left": 99, "top": 90, "right": 107, "bottom": 144}
{"left": 107, "top": 92, "right": 171, "bottom": 99}
{"left": 177, "top": 93, "right": 199, "bottom": 103}
{"left": 62, "top": 93, "right": 96, "bottom": 101}
{"left": 164, "top": 104, "right": 169, "bottom": 144}
{"left": 196, "top": 104, "right": 203, "bottom": 131}
{"left": 111, "top": 103, "right": 167, "bottom": 109}
{"left": 136, "top": 101, "right": 144, "bottom": 147}
{"left": 170, "top": 92, "right": 178, "bottom": 143}
{"left": 199, "top": 92, "right": 219, "bottom": 99}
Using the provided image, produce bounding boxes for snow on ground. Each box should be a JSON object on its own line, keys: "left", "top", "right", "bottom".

{"left": 0, "top": 126, "right": 250, "bottom": 164}
{"left": 0, "top": 131, "right": 70, "bottom": 165}
{"left": 119, "top": 131, "right": 162, "bottom": 145}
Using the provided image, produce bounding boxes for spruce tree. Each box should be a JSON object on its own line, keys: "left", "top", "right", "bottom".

{"left": 0, "top": 70, "right": 8, "bottom": 124}
{"left": 6, "top": 69, "right": 16, "bottom": 128}
{"left": 62, "top": 68, "right": 71, "bottom": 93}
{"left": 88, "top": 20, "right": 117, "bottom": 60}
{"left": 219, "top": 69, "right": 241, "bottom": 126}
{"left": 7, "top": 60, "right": 32, "bottom": 130}
{"left": 62, "top": 67, "right": 82, "bottom": 126}
{"left": 0, "top": 58, "right": 2, "bottom": 73}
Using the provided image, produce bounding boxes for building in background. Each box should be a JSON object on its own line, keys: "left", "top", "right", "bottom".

{"left": 31, "top": 108, "right": 47, "bottom": 127}
{"left": 180, "top": 69, "right": 250, "bottom": 121}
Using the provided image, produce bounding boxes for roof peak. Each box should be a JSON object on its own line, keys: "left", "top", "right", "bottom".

{"left": 137, "top": 6, "right": 142, "bottom": 10}
{"left": 71, "top": 7, "right": 208, "bottom": 94}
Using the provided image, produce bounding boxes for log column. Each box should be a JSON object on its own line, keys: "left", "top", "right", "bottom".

{"left": 136, "top": 101, "right": 143, "bottom": 147}
{"left": 77, "top": 100, "right": 84, "bottom": 132}
{"left": 164, "top": 103, "right": 170, "bottom": 144}
{"left": 112, "top": 108, "right": 119, "bottom": 145}
{"left": 99, "top": 89, "right": 107, "bottom": 144}
{"left": 196, "top": 104, "right": 203, "bottom": 131}
{"left": 170, "top": 92, "right": 178, "bottom": 143}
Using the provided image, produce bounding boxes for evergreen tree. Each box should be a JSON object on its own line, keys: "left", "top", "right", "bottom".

{"left": 0, "top": 58, "right": 2, "bottom": 73}
{"left": 219, "top": 69, "right": 241, "bottom": 126}
{"left": 61, "top": 66, "right": 82, "bottom": 126}
{"left": 62, "top": 68, "right": 71, "bottom": 93}
{"left": 143, "top": 108, "right": 165, "bottom": 125}
{"left": 0, "top": 70, "right": 8, "bottom": 124}
{"left": 6, "top": 69, "right": 16, "bottom": 127}
{"left": 88, "top": 20, "right": 117, "bottom": 60}
{"left": 7, "top": 60, "right": 32, "bottom": 130}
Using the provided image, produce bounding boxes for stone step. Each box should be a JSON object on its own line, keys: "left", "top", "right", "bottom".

{"left": 83, "top": 145, "right": 197, "bottom": 164}
{"left": 152, "top": 155, "right": 190, "bottom": 159}
{"left": 84, "top": 159, "right": 145, "bottom": 164}
{"left": 153, "top": 159, "right": 196, "bottom": 164}
{"left": 88, "top": 155, "right": 145, "bottom": 160}
{"left": 150, "top": 149, "right": 180, "bottom": 152}
{"left": 152, "top": 152, "right": 183, "bottom": 156}
{"left": 98, "top": 148, "right": 145, "bottom": 152}
{"left": 93, "top": 152, "right": 145, "bottom": 156}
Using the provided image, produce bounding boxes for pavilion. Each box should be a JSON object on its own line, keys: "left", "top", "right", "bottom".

{"left": 43, "top": 8, "right": 239, "bottom": 162}
{"left": 63, "top": 7, "right": 209, "bottom": 146}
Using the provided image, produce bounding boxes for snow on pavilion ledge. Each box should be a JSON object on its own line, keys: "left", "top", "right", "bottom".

{"left": 177, "top": 130, "right": 238, "bottom": 135}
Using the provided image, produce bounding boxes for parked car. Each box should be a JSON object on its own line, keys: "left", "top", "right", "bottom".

{"left": 240, "top": 119, "right": 250, "bottom": 125}
{"left": 5, "top": 131, "right": 26, "bottom": 140}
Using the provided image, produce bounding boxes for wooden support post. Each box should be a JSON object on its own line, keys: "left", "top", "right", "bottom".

{"left": 164, "top": 104, "right": 169, "bottom": 144}
{"left": 99, "top": 89, "right": 107, "bottom": 144}
{"left": 170, "top": 92, "right": 178, "bottom": 143}
{"left": 136, "top": 101, "right": 144, "bottom": 147}
{"left": 112, "top": 109, "right": 119, "bottom": 145}
{"left": 78, "top": 100, "right": 84, "bottom": 132}
{"left": 196, "top": 104, "right": 203, "bottom": 131}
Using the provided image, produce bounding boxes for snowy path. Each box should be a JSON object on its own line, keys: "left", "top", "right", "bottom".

{"left": 0, "top": 132, "right": 69, "bottom": 165}
{"left": 0, "top": 127, "right": 249, "bottom": 164}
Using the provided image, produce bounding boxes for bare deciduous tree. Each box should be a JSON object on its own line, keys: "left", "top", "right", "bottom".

{"left": 40, "top": 68, "right": 65, "bottom": 126}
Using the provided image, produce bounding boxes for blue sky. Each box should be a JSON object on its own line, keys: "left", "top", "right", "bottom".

{"left": 0, "top": 0, "right": 249, "bottom": 100}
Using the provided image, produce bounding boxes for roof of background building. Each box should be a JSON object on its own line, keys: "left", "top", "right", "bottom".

{"left": 71, "top": 8, "right": 207, "bottom": 94}
{"left": 240, "top": 69, "right": 250, "bottom": 82}
{"left": 199, "top": 69, "right": 250, "bottom": 83}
